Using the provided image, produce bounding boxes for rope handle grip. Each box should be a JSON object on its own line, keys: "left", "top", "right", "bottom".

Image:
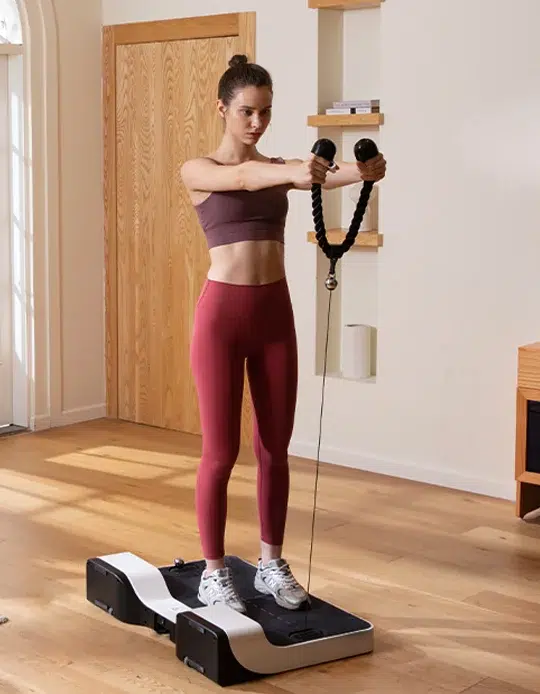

{"left": 310, "top": 137, "right": 379, "bottom": 290}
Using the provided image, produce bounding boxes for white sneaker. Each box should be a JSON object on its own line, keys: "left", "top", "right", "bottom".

{"left": 198, "top": 567, "right": 247, "bottom": 613}
{"left": 254, "top": 558, "right": 308, "bottom": 610}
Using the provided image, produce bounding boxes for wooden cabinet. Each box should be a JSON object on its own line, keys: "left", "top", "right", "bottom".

{"left": 515, "top": 342, "right": 540, "bottom": 517}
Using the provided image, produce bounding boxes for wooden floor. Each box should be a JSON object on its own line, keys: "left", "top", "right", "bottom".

{"left": 1, "top": 419, "right": 540, "bottom": 693}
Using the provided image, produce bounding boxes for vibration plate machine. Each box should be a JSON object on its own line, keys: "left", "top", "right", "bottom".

{"left": 86, "top": 137, "right": 379, "bottom": 686}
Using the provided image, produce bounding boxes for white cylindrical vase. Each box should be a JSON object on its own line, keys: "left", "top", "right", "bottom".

{"left": 341, "top": 324, "right": 372, "bottom": 379}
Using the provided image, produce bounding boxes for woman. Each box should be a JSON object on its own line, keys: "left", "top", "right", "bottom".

{"left": 181, "top": 55, "right": 386, "bottom": 613}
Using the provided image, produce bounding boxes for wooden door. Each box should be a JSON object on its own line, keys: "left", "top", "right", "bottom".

{"left": 104, "top": 14, "right": 255, "bottom": 444}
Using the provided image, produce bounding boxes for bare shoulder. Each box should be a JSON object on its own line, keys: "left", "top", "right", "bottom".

{"left": 180, "top": 156, "right": 224, "bottom": 196}
{"left": 181, "top": 156, "right": 218, "bottom": 178}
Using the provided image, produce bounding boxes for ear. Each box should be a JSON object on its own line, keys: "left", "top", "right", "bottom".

{"left": 217, "top": 99, "right": 227, "bottom": 120}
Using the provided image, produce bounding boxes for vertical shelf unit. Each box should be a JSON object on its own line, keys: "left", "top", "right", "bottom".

{"left": 308, "top": 0, "right": 384, "bottom": 382}
{"left": 515, "top": 343, "right": 540, "bottom": 518}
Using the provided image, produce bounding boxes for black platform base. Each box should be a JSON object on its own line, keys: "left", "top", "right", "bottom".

{"left": 86, "top": 551, "right": 374, "bottom": 687}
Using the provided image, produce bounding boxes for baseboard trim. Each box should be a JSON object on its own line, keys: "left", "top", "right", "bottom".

{"left": 31, "top": 414, "right": 51, "bottom": 431}
{"left": 31, "top": 404, "right": 106, "bottom": 431}
{"left": 289, "top": 439, "right": 514, "bottom": 501}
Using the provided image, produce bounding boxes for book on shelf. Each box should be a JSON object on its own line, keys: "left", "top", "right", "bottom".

{"left": 325, "top": 107, "right": 380, "bottom": 115}
{"left": 333, "top": 99, "right": 380, "bottom": 109}
{"left": 324, "top": 99, "right": 380, "bottom": 115}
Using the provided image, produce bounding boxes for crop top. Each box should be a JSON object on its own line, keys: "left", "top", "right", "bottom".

{"left": 193, "top": 157, "right": 290, "bottom": 250}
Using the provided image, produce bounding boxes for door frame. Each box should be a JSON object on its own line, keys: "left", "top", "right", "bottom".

{"left": 103, "top": 12, "right": 256, "bottom": 419}
{"left": 0, "top": 54, "right": 12, "bottom": 427}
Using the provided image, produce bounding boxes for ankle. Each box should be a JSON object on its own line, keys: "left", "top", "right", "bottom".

{"left": 260, "top": 542, "right": 282, "bottom": 567}
{"left": 205, "top": 558, "right": 225, "bottom": 576}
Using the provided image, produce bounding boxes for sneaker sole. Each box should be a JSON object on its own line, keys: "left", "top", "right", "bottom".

{"left": 254, "top": 574, "right": 307, "bottom": 611}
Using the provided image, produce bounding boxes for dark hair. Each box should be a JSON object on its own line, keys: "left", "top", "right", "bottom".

{"left": 217, "top": 54, "right": 273, "bottom": 106}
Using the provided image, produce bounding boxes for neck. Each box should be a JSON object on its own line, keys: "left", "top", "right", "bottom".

{"left": 215, "top": 132, "right": 258, "bottom": 164}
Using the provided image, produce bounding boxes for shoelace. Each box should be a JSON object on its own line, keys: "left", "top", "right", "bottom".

{"left": 215, "top": 572, "right": 242, "bottom": 602}
{"left": 266, "top": 563, "right": 301, "bottom": 590}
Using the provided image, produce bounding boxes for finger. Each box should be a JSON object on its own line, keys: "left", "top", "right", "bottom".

{"left": 311, "top": 163, "right": 331, "bottom": 178}
{"left": 312, "top": 159, "right": 332, "bottom": 173}
{"left": 364, "top": 154, "right": 382, "bottom": 166}
{"left": 313, "top": 154, "right": 333, "bottom": 167}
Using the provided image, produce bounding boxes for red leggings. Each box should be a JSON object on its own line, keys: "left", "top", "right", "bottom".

{"left": 190, "top": 277, "right": 298, "bottom": 560}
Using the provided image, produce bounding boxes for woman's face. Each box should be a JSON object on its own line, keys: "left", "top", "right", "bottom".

{"left": 219, "top": 85, "right": 273, "bottom": 145}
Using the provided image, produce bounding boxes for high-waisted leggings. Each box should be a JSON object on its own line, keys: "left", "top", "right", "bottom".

{"left": 190, "top": 277, "right": 298, "bottom": 560}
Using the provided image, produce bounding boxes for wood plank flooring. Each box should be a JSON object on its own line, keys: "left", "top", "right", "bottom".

{"left": 1, "top": 419, "right": 540, "bottom": 693}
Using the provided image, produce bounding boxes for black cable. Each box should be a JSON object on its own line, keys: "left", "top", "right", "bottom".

{"left": 304, "top": 137, "right": 379, "bottom": 619}
{"left": 305, "top": 287, "right": 332, "bottom": 606}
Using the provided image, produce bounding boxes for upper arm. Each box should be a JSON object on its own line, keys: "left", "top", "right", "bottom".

{"left": 180, "top": 157, "right": 244, "bottom": 193}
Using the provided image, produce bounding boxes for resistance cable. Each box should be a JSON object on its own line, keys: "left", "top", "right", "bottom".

{"left": 304, "top": 137, "right": 379, "bottom": 614}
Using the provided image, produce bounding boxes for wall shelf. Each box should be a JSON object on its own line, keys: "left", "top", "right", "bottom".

{"left": 307, "top": 113, "right": 383, "bottom": 128}
{"left": 309, "top": 0, "right": 382, "bottom": 8}
{"left": 307, "top": 229, "right": 383, "bottom": 249}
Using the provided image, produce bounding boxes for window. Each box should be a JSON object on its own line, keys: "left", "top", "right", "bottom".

{"left": 0, "top": 0, "right": 22, "bottom": 45}
{"left": 0, "top": 0, "right": 23, "bottom": 429}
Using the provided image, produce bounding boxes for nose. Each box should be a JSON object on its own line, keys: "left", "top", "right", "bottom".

{"left": 250, "top": 114, "right": 262, "bottom": 131}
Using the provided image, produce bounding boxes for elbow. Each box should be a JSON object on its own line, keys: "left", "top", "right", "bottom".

{"left": 236, "top": 161, "right": 255, "bottom": 191}
{"left": 322, "top": 179, "right": 338, "bottom": 190}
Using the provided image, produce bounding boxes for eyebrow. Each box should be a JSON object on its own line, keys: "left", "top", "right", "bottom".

{"left": 240, "top": 104, "right": 272, "bottom": 109}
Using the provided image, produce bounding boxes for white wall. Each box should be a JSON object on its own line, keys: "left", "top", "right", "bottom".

{"left": 55, "top": 0, "right": 104, "bottom": 415}
{"left": 102, "top": 0, "right": 540, "bottom": 500}
{"left": 32, "top": 0, "right": 104, "bottom": 425}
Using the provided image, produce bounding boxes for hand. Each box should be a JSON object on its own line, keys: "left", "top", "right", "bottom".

{"left": 291, "top": 155, "right": 335, "bottom": 189}
{"left": 357, "top": 152, "right": 386, "bottom": 182}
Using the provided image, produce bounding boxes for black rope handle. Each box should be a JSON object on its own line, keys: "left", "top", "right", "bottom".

{"left": 311, "top": 137, "right": 379, "bottom": 290}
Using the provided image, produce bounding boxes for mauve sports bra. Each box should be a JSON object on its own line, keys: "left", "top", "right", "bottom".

{"left": 193, "top": 157, "right": 291, "bottom": 250}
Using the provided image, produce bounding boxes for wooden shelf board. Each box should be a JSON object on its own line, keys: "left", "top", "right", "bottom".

{"left": 307, "top": 229, "right": 383, "bottom": 248}
{"left": 519, "top": 342, "right": 540, "bottom": 353}
{"left": 307, "top": 113, "right": 383, "bottom": 128}
{"left": 309, "top": 0, "right": 382, "bottom": 8}
{"left": 517, "top": 471, "right": 540, "bottom": 486}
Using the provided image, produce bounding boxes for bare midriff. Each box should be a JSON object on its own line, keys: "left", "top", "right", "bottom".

{"left": 207, "top": 239, "right": 285, "bottom": 285}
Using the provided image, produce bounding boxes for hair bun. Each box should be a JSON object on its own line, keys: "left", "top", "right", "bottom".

{"left": 229, "top": 54, "right": 248, "bottom": 68}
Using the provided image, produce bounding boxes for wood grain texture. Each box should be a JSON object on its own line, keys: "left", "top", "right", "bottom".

{"left": 115, "top": 38, "right": 226, "bottom": 432}
{"left": 1, "top": 420, "right": 540, "bottom": 693}
{"left": 103, "top": 26, "right": 117, "bottom": 419}
{"left": 518, "top": 343, "right": 540, "bottom": 391}
{"left": 309, "top": 0, "right": 383, "bottom": 8}
{"left": 515, "top": 343, "right": 540, "bottom": 517}
{"left": 112, "top": 12, "right": 242, "bottom": 45}
{"left": 105, "top": 14, "right": 256, "bottom": 444}
{"left": 307, "top": 229, "right": 383, "bottom": 248}
{"left": 307, "top": 112, "right": 384, "bottom": 127}
{"left": 515, "top": 388, "right": 528, "bottom": 481}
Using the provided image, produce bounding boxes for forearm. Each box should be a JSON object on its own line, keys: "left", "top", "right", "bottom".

{"left": 322, "top": 161, "right": 362, "bottom": 190}
{"left": 181, "top": 156, "right": 294, "bottom": 194}
{"left": 238, "top": 160, "right": 295, "bottom": 191}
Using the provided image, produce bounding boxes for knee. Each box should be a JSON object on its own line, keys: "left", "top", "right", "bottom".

{"left": 255, "top": 447, "right": 289, "bottom": 471}
{"left": 200, "top": 445, "right": 239, "bottom": 480}
{"left": 254, "top": 432, "right": 290, "bottom": 463}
